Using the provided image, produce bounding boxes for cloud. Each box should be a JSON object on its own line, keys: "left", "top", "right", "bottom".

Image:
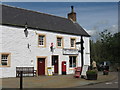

{"left": 86, "top": 30, "right": 96, "bottom": 36}
{"left": 107, "top": 25, "right": 118, "bottom": 34}
{"left": 86, "top": 24, "right": 118, "bottom": 41}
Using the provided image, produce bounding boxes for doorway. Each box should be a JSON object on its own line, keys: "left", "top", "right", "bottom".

{"left": 37, "top": 58, "right": 45, "bottom": 75}
{"left": 52, "top": 55, "right": 59, "bottom": 74}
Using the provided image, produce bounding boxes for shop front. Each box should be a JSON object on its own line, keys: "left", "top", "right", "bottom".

{"left": 63, "top": 48, "right": 79, "bottom": 74}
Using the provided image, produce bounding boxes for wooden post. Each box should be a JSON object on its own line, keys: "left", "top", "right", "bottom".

{"left": 20, "top": 71, "right": 23, "bottom": 89}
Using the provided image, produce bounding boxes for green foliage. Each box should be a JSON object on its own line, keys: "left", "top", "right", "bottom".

{"left": 90, "top": 30, "right": 120, "bottom": 67}
{"left": 86, "top": 70, "right": 97, "bottom": 75}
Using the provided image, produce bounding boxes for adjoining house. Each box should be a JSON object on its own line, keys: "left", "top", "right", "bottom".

{"left": 0, "top": 4, "right": 90, "bottom": 78}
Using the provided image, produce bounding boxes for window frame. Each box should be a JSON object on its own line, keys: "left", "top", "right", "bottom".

{"left": 38, "top": 34, "right": 46, "bottom": 48}
{"left": 69, "top": 55, "right": 77, "bottom": 68}
{"left": 56, "top": 36, "right": 64, "bottom": 48}
{"left": 70, "top": 37, "right": 76, "bottom": 49}
{"left": 0, "top": 53, "right": 11, "bottom": 67}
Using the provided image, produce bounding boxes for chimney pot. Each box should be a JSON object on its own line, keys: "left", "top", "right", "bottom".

{"left": 67, "top": 6, "right": 76, "bottom": 22}
{"left": 71, "top": 6, "right": 74, "bottom": 12}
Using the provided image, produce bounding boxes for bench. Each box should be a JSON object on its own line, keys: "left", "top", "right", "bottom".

{"left": 16, "top": 67, "right": 37, "bottom": 77}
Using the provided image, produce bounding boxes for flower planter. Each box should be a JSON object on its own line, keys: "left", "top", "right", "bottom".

{"left": 86, "top": 70, "right": 98, "bottom": 80}
{"left": 87, "top": 74, "right": 97, "bottom": 80}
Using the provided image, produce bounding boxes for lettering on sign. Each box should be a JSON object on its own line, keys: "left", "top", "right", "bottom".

{"left": 63, "top": 48, "right": 78, "bottom": 55}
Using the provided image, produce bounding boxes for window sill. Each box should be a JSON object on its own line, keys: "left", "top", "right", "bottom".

{"left": 69, "top": 68, "right": 76, "bottom": 70}
{"left": 57, "top": 46, "right": 63, "bottom": 49}
{"left": 70, "top": 47, "right": 76, "bottom": 49}
{"left": 38, "top": 45, "right": 46, "bottom": 48}
{"left": 0, "top": 65, "right": 10, "bottom": 67}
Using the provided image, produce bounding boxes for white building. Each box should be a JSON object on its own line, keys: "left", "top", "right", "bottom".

{"left": 0, "top": 4, "right": 90, "bottom": 78}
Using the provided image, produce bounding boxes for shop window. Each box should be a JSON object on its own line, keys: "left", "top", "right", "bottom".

{"left": 0, "top": 53, "right": 11, "bottom": 67}
{"left": 69, "top": 56, "right": 76, "bottom": 68}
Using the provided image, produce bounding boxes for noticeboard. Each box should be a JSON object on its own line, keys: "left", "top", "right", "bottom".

{"left": 47, "top": 67, "right": 53, "bottom": 76}
{"left": 81, "top": 65, "right": 89, "bottom": 76}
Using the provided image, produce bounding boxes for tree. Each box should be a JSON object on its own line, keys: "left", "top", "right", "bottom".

{"left": 90, "top": 30, "right": 120, "bottom": 68}
{"left": 109, "top": 32, "right": 120, "bottom": 65}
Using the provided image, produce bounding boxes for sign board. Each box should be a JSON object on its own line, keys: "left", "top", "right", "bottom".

{"left": 81, "top": 65, "right": 89, "bottom": 76}
{"left": 63, "top": 48, "right": 78, "bottom": 55}
{"left": 47, "top": 67, "right": 53, "bottom": 76}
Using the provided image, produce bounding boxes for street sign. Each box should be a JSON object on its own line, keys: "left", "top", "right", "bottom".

{"left": 76, "top": 42, "right": 81, "bottom": 44}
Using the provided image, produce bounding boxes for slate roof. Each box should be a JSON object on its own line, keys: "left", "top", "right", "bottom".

{"left": 1, "top": 4, "right": 90, "bottom": 37}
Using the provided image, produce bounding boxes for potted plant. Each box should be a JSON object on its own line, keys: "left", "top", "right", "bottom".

{"left": 86, "top": 70, "right": 98, "bottom": 80}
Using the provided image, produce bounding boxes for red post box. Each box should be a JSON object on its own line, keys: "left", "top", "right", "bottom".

{"left": 62, "top": 61, "right": 66, "bottom": 75}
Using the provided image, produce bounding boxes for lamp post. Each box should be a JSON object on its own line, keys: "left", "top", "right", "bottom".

{"left": 76, "top": 36, "right": 84, "bottom": 67}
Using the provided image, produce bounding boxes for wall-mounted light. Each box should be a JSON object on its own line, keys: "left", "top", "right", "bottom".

{"left": 50, "top": 43, "right": 54, "bottom": 52}
{"left": 27, "top": 43, "right": 31, "bottom": 49}
{"left": 24, "top": 22, "right": 28, "bottom": 37}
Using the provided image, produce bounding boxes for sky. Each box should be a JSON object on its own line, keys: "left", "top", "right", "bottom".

{"left": 1, "top": 0, "right": 120, "bottom": 2}
{"left": 1, "top": 2, "right": 118, "bottom": 41}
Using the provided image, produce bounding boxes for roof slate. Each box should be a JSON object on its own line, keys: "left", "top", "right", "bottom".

{"left": 1, "top": 4, "right": 90, "bottom": 37}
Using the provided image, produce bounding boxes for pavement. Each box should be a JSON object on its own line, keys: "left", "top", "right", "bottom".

{"left": 0, "top": 72, "right": 118, "bottom": 88}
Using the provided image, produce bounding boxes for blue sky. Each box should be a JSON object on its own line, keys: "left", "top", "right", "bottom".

{"left": 2, "top": 2, "right": 118, "bottom": 41}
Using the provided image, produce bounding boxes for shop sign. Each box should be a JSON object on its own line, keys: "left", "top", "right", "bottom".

{"left": 63, "top": 48, "right": 78, "bottom": 55}
{"left": 47, "top": 67, "right": 53, "bottom": 76}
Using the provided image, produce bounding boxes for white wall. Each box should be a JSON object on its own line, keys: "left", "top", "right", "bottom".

{"left": 0, "top": 25, "right": 2, "bottom": 79}
{"left": 0, "top": 25, "right": 90, "bottom": 78}
{"left": 83, "top": 37, "right": 90, "bottom": 66}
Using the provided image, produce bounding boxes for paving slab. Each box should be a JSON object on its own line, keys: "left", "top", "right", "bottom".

{"left": 0, "top": 72, "right": 118, "bottom": 88}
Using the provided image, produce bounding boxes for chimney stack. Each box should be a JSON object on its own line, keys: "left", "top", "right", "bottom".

{"left": 68, "top": 6, "right": 76, "bottom": 22}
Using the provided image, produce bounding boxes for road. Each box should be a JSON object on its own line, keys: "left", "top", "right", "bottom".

{"left": 76, "top": 73, "right": 119, "bottom": 88}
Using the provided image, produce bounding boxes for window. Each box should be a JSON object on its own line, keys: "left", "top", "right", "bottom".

{"left": 69, "top": 56, "right": 76, "bottom": 68}
{"left": 57, "top": 36, "right": 63, "bottom": 48}
{"left": 38, "top": 34, "right": 46, "bottom": 47}
{"left": 70, "top": 38, "right": 76, "bottom": 48}
{"left": 0, "top": 53, "right": 11, "bottom": 67}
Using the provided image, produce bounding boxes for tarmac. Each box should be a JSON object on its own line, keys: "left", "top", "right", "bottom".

{"left": 0, "top": 72, "right": 118, "bottom": 88}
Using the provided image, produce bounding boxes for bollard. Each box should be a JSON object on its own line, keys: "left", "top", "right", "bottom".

{"left": 20, "top": 71, "right": 23, "bottom": 89}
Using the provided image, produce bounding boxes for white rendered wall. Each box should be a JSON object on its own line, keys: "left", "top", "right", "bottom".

{"left": 83, "top": 37, "right": 90, "bottom": 66}
{"left": 0, "top": 25, "right": 2, "bottom": 78}
{"left": 0, "top": 25, "right": 90, "bottom": 78}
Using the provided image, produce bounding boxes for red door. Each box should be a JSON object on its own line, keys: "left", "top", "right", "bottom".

{"left": 54, "top": 57, "right": 58, "bottom": 74}
{"left": 38, "top": 58, "right": 45, "bottom": 75}
{"left": 52, "top": 56, "right": 58, "bottom": 74}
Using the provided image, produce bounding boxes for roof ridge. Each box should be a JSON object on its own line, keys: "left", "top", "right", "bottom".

{"left": 2, "top": 4, "right": 69, "bottom": 20}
